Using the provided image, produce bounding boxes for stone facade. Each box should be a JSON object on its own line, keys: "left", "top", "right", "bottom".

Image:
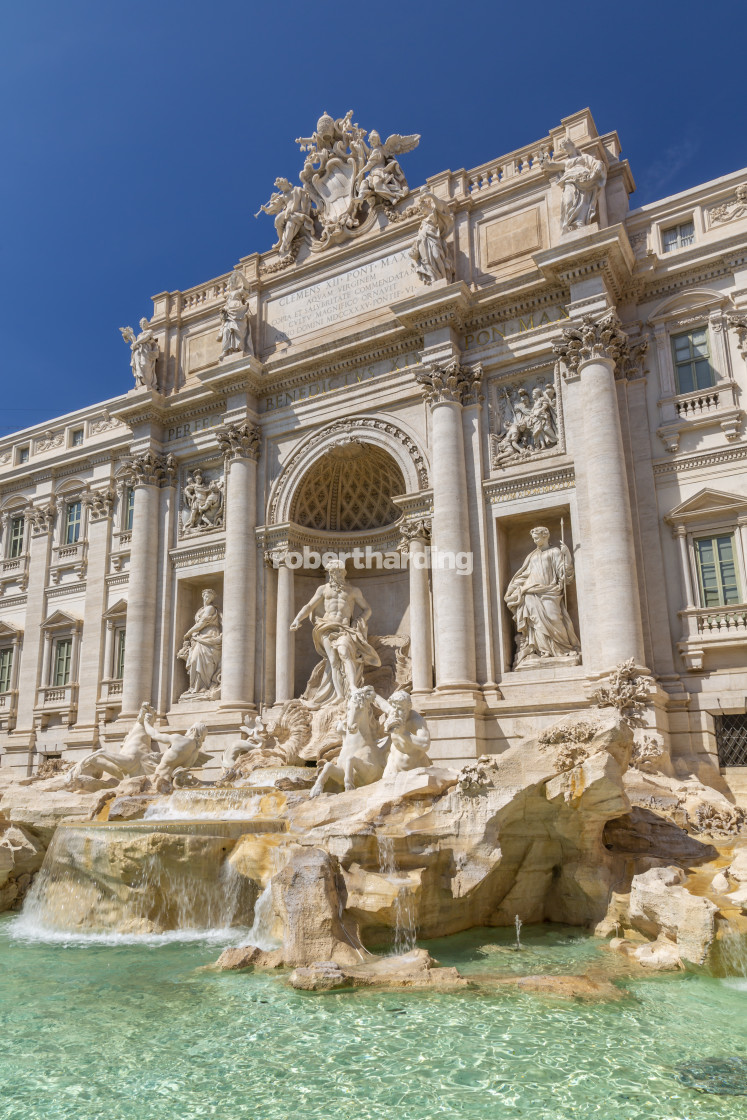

{"left": 1, "top": 107, "right": 747, "bottom": 793}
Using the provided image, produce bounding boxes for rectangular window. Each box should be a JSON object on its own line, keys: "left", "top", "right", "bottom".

{"left": 715, "top": 714, "right": 747, "bottom": 767}
{"left": 124, "top": 488, "right": 135, "bottom": 532}
{"left": 18, "top": 447, "right": 29, "bottom": 465}
{"left": 71, "top": 429, "right": 84, "bottom": 447}
{"left": 672, "top": 327, "right": 713, "bottom": 394}
{"left": 53, "top": 638, "right": 72, "bottom": 687}
{"left": 662, "top": 221, "right": 695, "bottom": 253}
{"left": 8, "top": 515, "right": 25, "bottom": 559}
{"left": 0, "top": 649, "right": 12, "bottom": 694}
{"left": 65, "top": 501, "right": 82, "bottom": 545}
{"left": 695, "top": 534, "right": 741, "bottom": 607}
{"left": 114, "top": 628, "right": 126, "bottom": 679}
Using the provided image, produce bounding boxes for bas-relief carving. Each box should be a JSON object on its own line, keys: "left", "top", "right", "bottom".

{"left": 256, "top": 110, "right": 419, "bottom": 262}
{"left": 505, "top": 525, "right": 580, "bottom": 669}
{"left": 35, "top": 430, "right": 64, "bottom": 454}
{"left": 180, "top": 467, "right": 225, "bottom": 536}
{"left": 539, "top": 139, "right": 607, "bottom": 234}
{"left": 120, "top": 319, "right": 159, "bottom": 391}
{"left": 217, "top": 272, "right": 254, "bottom": 359}
{"left": 490, "top": 376, "right": 559, "bottom": 467}
{"left": 89, "top": 410, "right": 123, "bottom": 436}
{"left": 177, "top": 588, "right": 222, "bottom": 700}
{"left": 709, "top": 184, "right": 747, "bottom": 226}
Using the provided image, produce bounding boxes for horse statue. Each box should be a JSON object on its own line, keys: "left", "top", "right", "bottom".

{"left": 66, "top": 701, "right": 161, "bottom": 791}
{"left": 309, "top": 685, "right": 388, "bottom": 797}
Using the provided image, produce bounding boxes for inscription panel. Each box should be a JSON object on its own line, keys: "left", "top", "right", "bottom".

{"left": 263, "top": 249, "right": 422, "bottom": 347}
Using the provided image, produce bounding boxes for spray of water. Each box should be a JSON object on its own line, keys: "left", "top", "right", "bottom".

{"left": 514, "top": 914, "right": 523, "bottom": 952}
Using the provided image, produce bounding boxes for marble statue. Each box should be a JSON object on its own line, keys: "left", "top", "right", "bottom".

{"left": 310, "top": 685, "right": 388, "bottom": 796}
{"left": 290, "top": 559, "right": 381, "bottom": 706}
{"left": 218, "top": 272, "right": 253, "bottom": 357}
{"left": 221, "top": 713, "right": 273, "bottom": 770}
{"left": 120, "top": 319, "right": 159, "bottom": 390}
{"left": 410, "top": 192, "right": 453, "bottom": 285}
{"left": 182, "top": 469, "right": 224, "bottom": 534}
{"left": 142, "top": 709, "right": 210, "bottom": 788}
{"left": 66, "top": 701, "right": 160, "bottom": 789}
{"left": 504, "top": 526, "right": 580, "bottom": 668}
{"left": 492, "top": 382, "right": 558, "bottom": 465}
{"left": 255, "top": 177, "right": 314, "bottom": 262}
{"left": 540, "top": 139, "right": 607, "bottom": 233}
{"left": 379, "top": 690, "right": 432, "bottom": 778}
{"left": 258, "top": 111, "right": 419, "bottom": 253}
{"left": 177, "top": 589, "right": 222, "bottom": 698}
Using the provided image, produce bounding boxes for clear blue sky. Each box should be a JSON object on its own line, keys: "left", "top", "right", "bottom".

{"left": 1, "top": 0, "right": 744, "bottom": 431}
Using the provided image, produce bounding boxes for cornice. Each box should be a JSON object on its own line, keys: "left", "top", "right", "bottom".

{"left": 653, "top": 443, "right": 747, "bottom": 476}
{"left": 483, "top": 463, "right": 575, "bottom": 505}
{"left": 259, "top": 328, "right": 423, "bottom": 393}
{"left": 533, "top": 225, "right": 636, "bottom": 302}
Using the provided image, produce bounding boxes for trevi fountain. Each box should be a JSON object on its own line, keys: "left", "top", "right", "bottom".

{"left": 2, "top": 109, "right": 747, "bottom": 1119}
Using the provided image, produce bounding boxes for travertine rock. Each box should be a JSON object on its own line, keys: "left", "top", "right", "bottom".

{"left": 628, "top": 865, "right": 718, "bottom": 966}
{"left": 270, "top": 846, "right": 363, "bottom": 968}
{"left": 0, "top": 781, "right": 103, "bottom": 844}
{"left": 289, "top": 949, "right": 466, "bottom": 991}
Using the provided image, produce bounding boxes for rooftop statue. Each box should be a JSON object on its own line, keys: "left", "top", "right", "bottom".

{"left": 256, "top": 111, "right": 420, "bottom": 258}
{"left": 540, "top": 138, "right": 607, "bottom": 234}
{"left": 119, "top": 318, "right": 159, "bottom": 390}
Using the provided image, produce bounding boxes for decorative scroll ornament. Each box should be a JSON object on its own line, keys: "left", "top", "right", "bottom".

{"left": 180, "top": 468, "right": 225, "bottom": 536}
{"left": 216, "top": 421, "right": 261, "bottom": 462}
{"left": 553, "top": 313, "right": 644, "bottom": 379}
{"left": 416, "top": 360, "right": 483, "bottom": 407}
{"left": 728, "top": 314, "right": 747, "bottom": 360}
{"left": 25, "top": 501, "right": 56, "bottom": 535}
{"left": 83, "top": 488, "right": 116, "bottom": 521}
{"left": 125, "top": 450, "right": 177, "bottom": 487}
{"left": 256, "top": 110, "right": 420, "bottom": 261}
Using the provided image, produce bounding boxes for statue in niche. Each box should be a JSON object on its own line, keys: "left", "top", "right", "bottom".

{"left": 255, "top": 177, "right": 314, "bottom": 262}
{"left": 492, "top": 382, "right": 558, "bottom": 465}
{"left": 504, "top": 526, "right": 580, "bottom": 669}
{"left": 540, "top": 138, "right": 607, "bottom": 234}
{"left": 410, "top": 192, "right": 454, "bottom": 285}
{"left": 119, "top": 318, "right": 159, "bottom": 390}
{"left": 182, "top": 468, "right": 224, "bottom": 534}
{"left": 290, "top": 559, "right": 381, "bottom": 707}
{"left": 218, "top": 272, "right": 253, "bottom": 357}
{"left": 177, "top": 588, "right": 222, "bottom": 699}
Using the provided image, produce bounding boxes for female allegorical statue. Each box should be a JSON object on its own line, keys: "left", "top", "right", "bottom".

{"left": 505, "top": 526, "right": 580, "bottom": 668}
{"left": 177, "top": 588, "right": 222, "bottom": 697}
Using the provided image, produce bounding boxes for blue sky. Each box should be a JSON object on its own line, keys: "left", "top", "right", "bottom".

{"left": 0, "top": 0, "right": 744, "bottom": 430}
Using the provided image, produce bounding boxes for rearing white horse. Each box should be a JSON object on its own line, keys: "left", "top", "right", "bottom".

{"left": 310, "top": 685, "right": 388, "bottom": 796}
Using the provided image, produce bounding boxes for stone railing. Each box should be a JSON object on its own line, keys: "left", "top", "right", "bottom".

{"left": 466, "top": 144, "right": 548, "bottom": 195}
{"left": 696, "top": 606, "right": 747, "bottom": 635}
{"left": 678, "top": 603, "right": 747, "bottom": 670}
{"left": 675, "top": 390, "right": 720, "bottom": 418}
{"left": 37, "top": 684, "right": 77, "bottom": 707}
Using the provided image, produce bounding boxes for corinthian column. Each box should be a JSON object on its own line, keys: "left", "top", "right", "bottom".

{"left": 400, "top": 519, "right": 433, "bottom": 693}
{"left": 120, "top": 451, "right": 175, "bottom": 717}
{"left": 416, "top": 361, "right": 481, "bottom": 690}
{"left": 554, "top": 314, "right": 645, "bottom": 668}
{"left": 274, "top": 552, "right": 295, "bottom": 704}
{"left": 217, "top": 422, "right": 260, "bottom": 711}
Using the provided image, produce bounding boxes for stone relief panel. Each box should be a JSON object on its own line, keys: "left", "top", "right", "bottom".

{"left": 708, "top": 184, "right": 747, "bottom": 227}
{"left": 488, "top": 369, "right": 561, "bottom": 469}
{"left": 179, "top": 466, "right": 225, "bottom": 538}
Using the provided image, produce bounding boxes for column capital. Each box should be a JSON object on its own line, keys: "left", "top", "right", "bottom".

{"left": 398, "top": 518, "right": 432, "bottom": 554}
{"left": 125, "top": 449, "right": 177, "bottom": 488}
{"left": 415, "top": 360, "right": 483, "bottom": 408}
{"left": 24, "top": 500, "right": 56, "bottom": 536}
{"left": 553, "top": 313, "right": 647, "bottom": 380}
{"left": 82, "top": 487, "right": 116, "bottom": 521}
{"left": 727, "top": 313, "right": 747, "bottom": 360}
{"left": 216, "top": 421, "right": 261, "bottom": 461}
{"left": 672, "top": 523, "right": 687, "bottom": 540}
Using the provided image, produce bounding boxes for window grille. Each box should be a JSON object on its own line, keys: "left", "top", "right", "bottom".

{"left": 715, "top": 714, "right": 747, "bottom": 766}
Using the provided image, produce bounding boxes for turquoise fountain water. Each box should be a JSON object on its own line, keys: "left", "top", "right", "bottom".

{"left": 2, "top": 916, "right": 747, "bottom": 1120}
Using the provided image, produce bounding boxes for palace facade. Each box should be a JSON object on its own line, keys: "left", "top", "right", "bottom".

{"left": 2, "top": 108, "right": 747, "bottom": 796}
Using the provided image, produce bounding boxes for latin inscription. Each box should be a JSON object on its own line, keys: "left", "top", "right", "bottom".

{"left": 464, "top": 305, "right": 570, "bottom": 350}
{"left": 264, "top": 249, "right": 422, "bottom": 345}
{"left": 166, "top": 414, "right": 222, "bottom": 441}
{"left": 262, "top": 352, "right": 419, "bottom": 413}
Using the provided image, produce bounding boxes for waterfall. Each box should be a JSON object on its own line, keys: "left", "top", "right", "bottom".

{"left": 377, "top": 834, "right": 417, "bottom": 955}
{"left": 714, "top": 930, "right": 747, "bottom": 979}
{"left": 14, "top": 821, "right": 257, "bottom": 940}
{"left": 246, "top": 882, "right": 282, "bottom": 951}
{"left": 143, "top": 787, "right": 283, "bottom": 821}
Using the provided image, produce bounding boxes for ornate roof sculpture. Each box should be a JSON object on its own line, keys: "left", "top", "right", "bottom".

{"left": 256, "top": 110, "right": 420, "bottom": 266}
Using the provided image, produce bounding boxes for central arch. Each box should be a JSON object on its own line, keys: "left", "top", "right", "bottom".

{"left": 291, "top": 441, "right": 406, "bottom": 532}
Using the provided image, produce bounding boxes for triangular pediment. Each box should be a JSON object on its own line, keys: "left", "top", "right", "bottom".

{"left": 0, "top": 621, "right": 21, "bottom": 639}
{"left": 40, "top": 609, "right": 82, "bottom": 631}
{"left": 665, "top": 488, "right": 747, "bottom": 523}
{"left": 102, "top": 598, "right": 127, "bottom": 621}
